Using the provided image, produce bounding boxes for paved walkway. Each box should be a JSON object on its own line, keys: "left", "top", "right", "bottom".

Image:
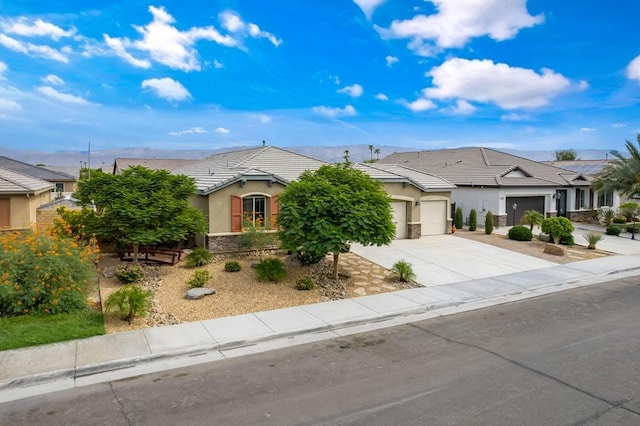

{"left": 2, "top": 227, "right": 640, "bottom": 404}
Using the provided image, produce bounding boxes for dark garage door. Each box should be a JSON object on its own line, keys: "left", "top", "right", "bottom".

{"left": 505, "top": 196, "right": 544, "bottom": 227}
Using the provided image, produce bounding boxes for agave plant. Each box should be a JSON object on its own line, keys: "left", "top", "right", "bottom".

{"left": 584, "top": 231, "right": 603, "bottom": 250}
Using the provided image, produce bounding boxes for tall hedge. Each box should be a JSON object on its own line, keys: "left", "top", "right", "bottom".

{"left": 485, "top": 211, "right": 494, "bottom": 234}
{"left": 469, "top": 209, "right": 477, "bottom": 231}
{"left": 454, "top": 207, "right": 464, "bottom": 229}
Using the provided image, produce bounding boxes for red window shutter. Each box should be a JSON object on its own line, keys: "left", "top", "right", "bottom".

{"left": 231, "top": 195, "right": 242, "bottom": 232}
{"left": 270, "top": 195, "right": 279, "bottom": 229}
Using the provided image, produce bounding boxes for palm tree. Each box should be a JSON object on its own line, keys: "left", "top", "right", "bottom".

{"left": 593, "top": 134, "right": 640, "bottom": 198}
{"left": 520, "top": 209, "right": 544, "bottom": 231}
{"left": 368, "top": 145, "right": 374, "bottom": 160}
{"left": 374, "top": 148, "right": 381, "bottom": 160}
{"left": 343, "top": 149, "right": 350, "bottom": 164}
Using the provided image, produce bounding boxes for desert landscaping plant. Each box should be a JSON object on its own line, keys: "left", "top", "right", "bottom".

{"left": 255, "top": 258, "right": 287, "bottom": 282}
{"left": 104, "top": 284, "right": 152, "bottom": 324}
{"left": 599, "top": 208, "right": 616, "bottom": 225}
{"left": 485, "top": 211, "right": 494, "bottom": 234}
{"left": 508, "top": 225, "right": 533, "bottom": 241}
{"left": 295, "top": 276, "right": 315, "bottom": 291}
{"left": 454, "top": 207, "right": 464, "bottom": 230}
{"left": 606, "top": 225, "right": 621, "bottom": 236}
{"left": 584, "top": 232, "right": 603, "bottom": 249}
{"left": 187, "top": 269, "right": 212, "bottom": 288}
{"left": 619, "top": 202, "right": 639, "bottom": 222}
{"left": 391, "top": 260, "right": 416, "bottom": 282}
{"left": 541, "top": 217, "right": 574, "bottom": 244}
{"left": 224, "top": 261, "right": 242, "bottom": 272}
{"left": 186, "top": 247, "right": 212, "bottom": 267}
{"left": 116, "top": 263, "right": 144, "bottom": 284}
{"left": 520, "top": 209, "right": 544, "bottom": 231}
{"left": 468, "top": 209, "right": 477, "bottom": 231}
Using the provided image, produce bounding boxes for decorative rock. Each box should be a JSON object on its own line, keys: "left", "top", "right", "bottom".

{"left": 353, "top": 287, "right": 367, "bottom": 296}
{"left": 186, "top": 287, "right": 216, "bottom": 300}
{"left": 102, "top": 265, "right": 118, "bottom": 278}
{"left": 285, "top": 254, "right": 303, "bottom": 266}
{"left": 543, "top": 243, "right": 566, "bottom": 256}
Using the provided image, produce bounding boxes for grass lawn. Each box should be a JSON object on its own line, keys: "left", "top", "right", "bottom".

{"left": 0, "top": 310, "right": 105, "bottom": 351}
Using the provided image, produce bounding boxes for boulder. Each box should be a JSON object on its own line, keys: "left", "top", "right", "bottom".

{"left": 543, "top": 243, "right": 566, "bottom": 256}
{"left": 186, "top": 287, "right": 216, "bottom": 300}
{"left": 102, "top": 265, "right": 118, "bottom": 278}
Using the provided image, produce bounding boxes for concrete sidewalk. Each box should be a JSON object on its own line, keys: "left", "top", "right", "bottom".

{"left": 2, "top": 251, "right": 639, "bottom": 404}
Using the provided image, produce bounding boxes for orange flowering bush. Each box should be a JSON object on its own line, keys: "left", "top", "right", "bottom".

{"left": 0, "top": 228, "right": 99, "bottom": 316}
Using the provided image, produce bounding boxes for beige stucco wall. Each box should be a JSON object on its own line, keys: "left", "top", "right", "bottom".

{"left": 382, "top": 182, "right": 452, "bottom": 222}
{"left": 207, "top": 180, "right": 285, "bottom": 234}
{"left": 9, "top": 191, "right": 52, "bottom": 229}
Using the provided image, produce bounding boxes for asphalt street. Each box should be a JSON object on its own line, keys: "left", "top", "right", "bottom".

{"left": 2, "top": 277, "right": 639, "bottom": 426}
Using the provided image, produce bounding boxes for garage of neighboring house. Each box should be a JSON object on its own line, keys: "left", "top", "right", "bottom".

{"left": 420, "top": 200, "right": 448, "bottom": 236}
{"left": 505, "top": 196, "right": 545, "bottom": 227}
{"left": 390, "top": 201, "right": 408, "bottom": 239}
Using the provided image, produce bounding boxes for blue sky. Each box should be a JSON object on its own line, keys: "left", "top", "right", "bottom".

{"left": 0, "top": 0, "right": 639, "bottom": 154}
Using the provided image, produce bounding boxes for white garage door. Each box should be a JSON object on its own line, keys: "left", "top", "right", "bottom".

{"left": 421, "top": 200, "right": 447, "bottom": 236}
{"left": 391, "top": 201, "right": 407, "bottom": 239}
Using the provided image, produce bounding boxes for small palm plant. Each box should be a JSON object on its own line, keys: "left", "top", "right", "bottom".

{"left": 104, "top": 284, "right": 152, "bottom": 324}
{"left": 391, "top": 260, "right": 416, "bottom": 282}
{"left": 584, "top": 231, "right": 603, "bottom": 250}
{"left": 599, "top": 208, "right": 615, "bottom": 226}
{"left": 520, "top": 209, "right": 544, "bottom": 231}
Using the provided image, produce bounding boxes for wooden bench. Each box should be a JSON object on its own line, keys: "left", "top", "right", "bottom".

{"left": 118, "top": 246, "right": 183, "bottom": 265}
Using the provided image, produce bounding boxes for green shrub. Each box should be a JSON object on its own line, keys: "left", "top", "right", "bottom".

{"left": 625, "top": 224, "right": 638, "bottom": 233}
{"left": 454, "top": 207, "right": 464, "bottom": 229}
{"left": 187, "top": 269, "right": 212, "bottom": 288}
{"left": 391, "top": 260, "right": 416, "bottom": 282}
{"left": 619, "top": 202, "right": 639, "bottom": 222}
{"left": 104, "top": 284, "right": 152, "bottom": 323}
{"left": 541, "top": 217, "right": 574, "bottom": 244}
{"left": 468, "top": 209, "right": 477, "bottom": 231}
{"left": 239, "top": 224, "right": 278, "bottom": 250}
{"left": 612, "top": 216, "right": 627, "bottom": 224}
{"left": 224, "top": 261, "right": 242, "bottom": 272}
{"left": 255, "top": 258, "right": 287, "bottom": 282}
{"left": 560, "top": 234, "right": 574, "bottom": 246}
{"left": 485, "top": 211, "right": 494, "bottom": 235}
{"left": 295, "top": 276, "right": 315, "bottom": 291}
{"left": 186, "top": 247, "right": 212, "bottom": 267}
{"left": 296, "top": 250, "right": 325, "bottom": 265}
{"left": 116, "top": 263, "right": 144, "bottom": 284}
{"left": 0, "top": 230, "right": 98, "bottom": 316}
{"left": 508, "top": 225, "right": 533, "bottom": 241}
{"left": 584, "top": 231, "right": 603, "bottom": 249}
{"left": 605, "top": 225, "right": 621, "bottom": 236}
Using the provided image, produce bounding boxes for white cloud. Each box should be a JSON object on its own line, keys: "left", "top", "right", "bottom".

{"left": 501, "top": 113, "right": 530, "bottom": 121}
{"left": 168, "top": 126, "right": 207, "bottom": 136}
{"left": 42, "top": 74, "right": 64, "bottom": 85}
{"left": 215, "top": 127, "right": 230, "bottom": 134}
{"left": 353, "top": 0, "right": 387, "bottom": 19}
{"left": 0, "top": 34, "right": 69, "bottom": 63}
{"left": 578, "top": 127, "right": 597, "bottom": 132}
{"left": 141, "top": 78, "right": 191, "bottom": 101}
{"left": 0, "top": 98, "right": 21, "bottom": 111}
{"left": 36, "top": 86, "right": 92, "bottom": 105}
{"left": 105, "top": 6, "right": 239, "bottom": 72}
{"left": 403, "top": 98, "right": 436, "bottom": 112}
{"left": 213, "top": 59, "right": 224, "bottom": 68}
{"left": 1, "top": 17, "right": 75, "bottom": 40}
{"left": 577, "top": 80, "right": 589, "bottom": 91}
{"left": 253, "top": 113, "right": 272, "bottom": 124}
{"left": 0, "top": 61, "right": 6, "bottom": 77}
{"left": 312, "top": 105, "right": 357, "bottom": 118}
{"left": 612, "top": 123, "right": 626, "bottom": 128}
{"left": 219, "top": 10, "right": 282, "bottom": 47}
{"left": 375, "top": 93, "right": 389, "bottom": 101}
{"left": 423, "top": 58, "right": 571, "bottom": 109}
{"left": 376, "top": 0, "right": 544, "bottom": 56}
{"left": 449, "top": 100, "right": 476, "bottom": 115}
{"left": 627, "top": 55, "right": 640, "bottom": 81}
{"left": 385, "top": 55, "right": 398, "bottom": 67}
{"left": 337, "top": 83, "right": 363, "bottom": 98}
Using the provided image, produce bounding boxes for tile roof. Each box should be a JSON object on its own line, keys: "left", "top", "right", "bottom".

{"left": 381, "top": 147, "right": 590, "bottom": 187}
{"left": 0, "top": 156, "right": 76, "bottom": 181}
{"left": 113, "top": 158, "right": 198, "bottom": 173}
{"left": 355, "top": 163, "right": 456, "bottom": 192}
{"left": 0, "top": 167, "right": 55, "bottom": 194}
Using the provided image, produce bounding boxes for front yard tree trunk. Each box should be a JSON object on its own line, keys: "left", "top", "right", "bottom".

{"left": 332, "top": 252, "right": 340, "bottom": 281}
{"left": 133, "top": 243, "right": 140, "bottom": 263}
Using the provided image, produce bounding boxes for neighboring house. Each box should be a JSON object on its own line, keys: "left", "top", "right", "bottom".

{"left": 0, "top": 167, "right": 54, "bottom": 230}
{"left": 36, "top": 196, "right": 83, "bottom": 231}
{"left": 380, "top": 147, "right": 594, "bottom": 227}
{"left": 544, "top": 159, "right": 622, "bottom": 211}
{"left": 172, "top": 145, "right": 456, "bottom": 252}
{"left": 0, "top": 156, "right": 77, "bottom": 196}
{"left": 112, "top": 158, "right": 198, "bottom": 174}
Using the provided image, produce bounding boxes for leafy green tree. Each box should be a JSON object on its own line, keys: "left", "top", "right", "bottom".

{"left": 73, "top": 166, "right": 206, "bottom": 262}
{"left": 520, "top": 209, "right": 545, "bottom": 231}
{"left": 277, "top": 164, "right": 394, "bottom": 280}
{"left": 555, "top": 149, "right": 578, "bottom": 161}
{"left": 593, "top": 134, "right": 640, "bottom": 198}
{"left": 541, "top": 216, "right": 574, "bottom": 244}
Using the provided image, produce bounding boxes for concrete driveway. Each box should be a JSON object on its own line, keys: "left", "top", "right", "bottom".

{"left": 351, "top": 234, "right": 557, "bottom": 287}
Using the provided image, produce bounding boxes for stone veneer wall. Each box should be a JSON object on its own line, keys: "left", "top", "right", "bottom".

{"left": 567, "top": 210, "right": 599, "bottom": 223}
{"left": 407, "top": 223, "right": 421, "bottom": 239}
{"left": 495, "top": 214, "right": 507, "bottom": 228}
{"left": 207, "top": 235, "right": 243, "bottom": 252}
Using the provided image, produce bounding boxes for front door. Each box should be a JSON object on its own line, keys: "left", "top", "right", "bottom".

{"left": 555, "top": 190, "right": 567, "bottom": 217}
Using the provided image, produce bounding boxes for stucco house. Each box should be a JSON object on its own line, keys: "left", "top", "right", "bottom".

{"left": 171, "top": 145, "right": 456, "bottom": 252}
{"left": 381, "top": 147, "right": 595, "bottom": 227}
{"left": 0, "top": 167, "right": 54, "bottom": 230}
{"left": 0, "top": 156, "right": 77, "bottom": 196}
